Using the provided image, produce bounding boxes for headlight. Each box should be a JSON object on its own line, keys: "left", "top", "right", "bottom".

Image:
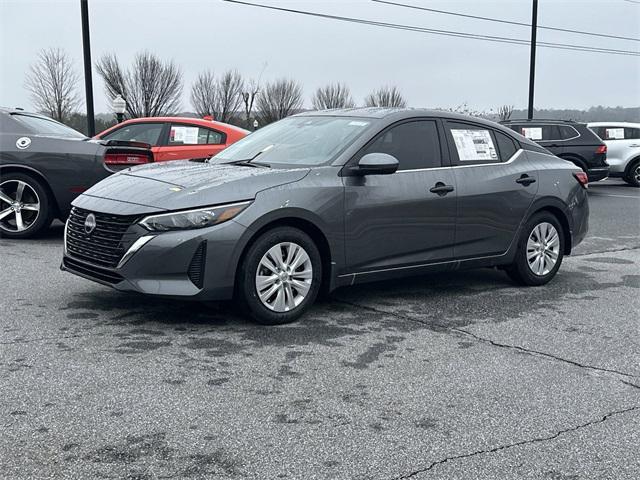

{"left": 139, "top": 201, "right": 251, "bottom": 232}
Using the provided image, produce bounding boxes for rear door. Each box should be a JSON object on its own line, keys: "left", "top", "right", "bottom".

{"left": 343, "top": 119, "right": 457, "bottom": 273}
{"left": 592, "top": 125, "right": 640, "bottom": 171}
{"left": 446, "top": 121, "right": 538, "bottom": 258}
{"left": 155, "top": 123, "right": 226, "bottom": 161}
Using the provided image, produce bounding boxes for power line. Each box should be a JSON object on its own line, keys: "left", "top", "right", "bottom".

{"left": 222, "top": 0, "right": 640, "bottom": 56}
{"left": 373, "top": 0, "right": 640, "bottom": 43}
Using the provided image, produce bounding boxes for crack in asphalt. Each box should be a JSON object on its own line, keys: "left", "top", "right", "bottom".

{"left": 334, "top": 299, "right": 640, "bottom": 384}
{"left": 391, "top": 405, "right": 640, "bottom": 479}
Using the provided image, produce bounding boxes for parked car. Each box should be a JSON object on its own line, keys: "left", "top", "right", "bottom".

{"left": 501, "top": 119, "right": 609, "bottom": 182}
{"left": 0, "top": 107, "right": 153, "bottom": 238}
{"left": 62, "top": 108, "right": 589, "bottom": 325}
{"left": 96, "top": 117, "right": 249, "bottom": 162}
{"left": 588, "top": 122, "right": 640, "bottom": 187}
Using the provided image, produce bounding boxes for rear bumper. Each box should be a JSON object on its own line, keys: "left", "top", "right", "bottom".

{"left": 586, "top": 167, "right": 609, "bottom": 182}
{"left": 61, "top": 219, "right": 248, "bottom": 301}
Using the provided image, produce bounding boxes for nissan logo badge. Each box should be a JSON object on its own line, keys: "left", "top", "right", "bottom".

{"left": 84, "top": 213, "right": 97, "bottom": 234}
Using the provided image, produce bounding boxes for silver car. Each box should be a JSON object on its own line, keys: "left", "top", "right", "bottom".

{"left": 588, "top": 122, "right": 640, "bottom": 187}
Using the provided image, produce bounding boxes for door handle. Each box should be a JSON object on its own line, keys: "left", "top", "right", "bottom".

{"left": 429, "top": 182, "right": 455, "bottom": 196}
{"left": 516, "top": 174, "right": 536, "bottom": 186}
{"left": 629, "top": 144, "right": 640, "bottom": 148}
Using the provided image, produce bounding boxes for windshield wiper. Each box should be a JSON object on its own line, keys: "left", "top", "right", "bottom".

{"left": 216, "top": 144, "right": 274, "bottom": 168}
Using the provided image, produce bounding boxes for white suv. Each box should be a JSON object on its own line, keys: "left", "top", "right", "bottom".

{"left": 588, "top": 122, "right": 640, "bottom": 187}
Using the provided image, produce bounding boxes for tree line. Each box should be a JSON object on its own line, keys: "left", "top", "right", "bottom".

{"left": 23, "top": 47, "right": 639, "bottom": 134}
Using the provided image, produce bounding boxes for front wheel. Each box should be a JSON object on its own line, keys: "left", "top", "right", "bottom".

{"left": 237, "top": 227, "right": 322, "bottom": 325}
{"left": 506, "top": 212, "right": 565, "bottom": 286}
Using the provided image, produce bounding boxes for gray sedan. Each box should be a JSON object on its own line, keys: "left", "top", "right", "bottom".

{"left": 62, "top": 108, "right": 589, "bottom": 324}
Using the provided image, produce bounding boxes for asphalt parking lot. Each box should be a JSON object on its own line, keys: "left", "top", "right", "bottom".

{"left": 1, "top": 179, "right": 639, "bottom": 480}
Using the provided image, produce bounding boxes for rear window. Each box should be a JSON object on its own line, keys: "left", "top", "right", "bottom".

{"left": 12, "top": 114, "right": 85, "bottom": 138}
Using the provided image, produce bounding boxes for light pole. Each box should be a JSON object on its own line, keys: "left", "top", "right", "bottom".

{"left": 113, "top": 95, "right": 126, "bottom": 123}
{"left": 527, "top": 0, "right": 538, "bottom": 120}
{"left": 80, "top": 0, "right": 95, "bottom": 136}
{"left": 253, "top": 119, "right": 259, "bottom": 131}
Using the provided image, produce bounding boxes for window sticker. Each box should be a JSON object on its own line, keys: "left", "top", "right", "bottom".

{"left": 451, "top": 129, "right": 498, "bottom": 161}
{"left": 605, "top": 128, "right": 624, "bottom": 140}
{"left": 171, "top": 126, "right": 199, "bottom": 144}
{"left": 521, "top": 127, "right": 542, "bottom": 140}
{"left": 348, "top": 121, "right": 369, "bottom": 127}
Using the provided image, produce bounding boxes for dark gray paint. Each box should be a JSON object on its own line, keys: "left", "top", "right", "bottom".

{"left": 0, "top": 108, "right": 150, "bottom": 220}
{"left": 63, "top": 108, "right": 589, "bottom": 301}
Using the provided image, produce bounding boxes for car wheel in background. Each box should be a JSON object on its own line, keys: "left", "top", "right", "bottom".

{"left": 623, "top": 160, "right": 640, "bottom": 187}
{"left": 506, "top": 212, "right": 565, "bottom": 286}
{"left": 0, "top": 173, "right": 52, "bottom": 239}
{"left": 237, "top": 227, "right": 322, "bottom": 325}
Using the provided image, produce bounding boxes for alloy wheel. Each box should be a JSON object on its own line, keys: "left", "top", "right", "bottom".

{"left": 255, "top": 242, "right": 313, "bottom": 312}
{"left": 634, "top": 164, "right": 640, "bottom": 184}
{"left": 526, "top": 222, "right": 560, "bottom": 276}
{"left": 0, "top": 180, "right": 40, "bottom": 233}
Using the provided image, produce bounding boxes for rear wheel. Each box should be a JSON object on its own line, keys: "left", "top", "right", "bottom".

{"left": 237, "top": 227, "right": 322, "bottom": 325}
{"left": 506, "top": 212, "right": 564, "bottom": 286}
{"left": 623, "top": 160, "right": 640, "bottom": 187}
{"left": 0, "top": 173, "right": 52, "bottom": 239}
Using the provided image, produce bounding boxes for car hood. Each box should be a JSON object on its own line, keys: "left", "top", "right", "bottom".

{"left": 75, "top": 160, "right": 310, "bottom": 211}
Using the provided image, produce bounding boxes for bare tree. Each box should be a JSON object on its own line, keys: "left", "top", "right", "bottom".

{"left": 242, "top": 79, "right": 260, "bottom": 129}
{"left": 364, "top": 85, "right": 407, "bottom": 108}
{"left": 25, "top": 48, "right": 81, "bottom": 122}
{"left": 190, "top": 70, "right": 244, "bottom": 123}
{"left": 312, "top": 82, "right": 355, "bottom": 110}
{"left": 190, "top": 70, "right": 217, "bottom": 118}
{"left": 96, "top": 51, "right": 183, "bottom": 118}
{"left": 256, "top": 78, "right": 304, "bottom": 125}
{"left": 498, "top": 104, "right": 515, "bottom": 121}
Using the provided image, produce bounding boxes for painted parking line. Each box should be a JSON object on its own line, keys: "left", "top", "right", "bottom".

{"left": 588, "top": 193, "right": 640, "bottom": 199}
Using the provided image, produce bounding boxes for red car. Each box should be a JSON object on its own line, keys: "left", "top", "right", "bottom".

{"left": 96, "top": 117, "right": 249, "bottom": 163}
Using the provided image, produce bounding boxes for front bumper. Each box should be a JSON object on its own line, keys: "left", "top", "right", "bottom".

{"left": 61, "top": 219, "right": 249, "bottom": 301}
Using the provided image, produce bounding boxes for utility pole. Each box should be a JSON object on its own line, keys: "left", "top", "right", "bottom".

{"left": 80, "top": 0, "right": 95, "bottom": 136}
{"left": 527, "top": 0, "right": 538, "bottom": 120}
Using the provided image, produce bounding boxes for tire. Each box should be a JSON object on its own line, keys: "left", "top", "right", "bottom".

{"left": 0, "top": 173, "right": 52, "bottom": 239}
{"left": 623, "top": 160, "right": 640, "bottom": 187}
{"left": 236, "top": 227, "right": 323, "bottom": 325}
{"left": 506, "top": 212, "right": 565, "bottom": 286}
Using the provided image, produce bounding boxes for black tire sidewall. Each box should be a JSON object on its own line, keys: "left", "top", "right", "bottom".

{"left": 0, "top": 173, "right": 51, "bottom": 239}
{"left": 238, "top": 227, "right": 322, "bottom": 325}
{"left": 510, "top": 212, "right": 565, "bottom": 286}
{"left": 624, "top": 160, "right": 640, "bottom": 187}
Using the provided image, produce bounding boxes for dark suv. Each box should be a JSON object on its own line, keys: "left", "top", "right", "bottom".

{"left": 501, "top": 119, "right": 609, "bottom": 181}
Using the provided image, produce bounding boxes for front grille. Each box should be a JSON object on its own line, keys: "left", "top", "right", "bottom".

{"left": 66, "top": 208, "right": 139, "bottom": 268}
{"left": 188, "top": 241, "right": 207, "bottom": 289}
{"left": 63, "top": 257, "right": 124, "bottom": 285}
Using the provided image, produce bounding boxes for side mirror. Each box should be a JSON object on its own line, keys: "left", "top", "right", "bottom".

{"left": 351, "top": 153, "right": 399, "bottom": 176}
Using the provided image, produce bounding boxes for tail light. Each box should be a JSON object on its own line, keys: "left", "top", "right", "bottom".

{"left": 104, "top": 153, "right": 151, "bottom": 165}
{"left": 595, "top": 144, "right": 607, "bottom": 155}
{"left": 573, "top": 172, "right": 588, "bottom": 189}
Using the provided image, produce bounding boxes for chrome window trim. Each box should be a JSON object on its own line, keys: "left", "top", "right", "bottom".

{"left": 396, "top": 149, "right": 523, "bottom": 173}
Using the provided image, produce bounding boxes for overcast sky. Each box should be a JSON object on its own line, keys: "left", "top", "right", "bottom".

{"left": 1, "top": 0, "right": 638, "bottom": 114}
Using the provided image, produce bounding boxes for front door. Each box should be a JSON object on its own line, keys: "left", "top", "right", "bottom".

{"left": 445, "top": 121, "right": 539, "bottom": 258}
{"left": 343, "top": 119, "right": 457, "bottom": 273}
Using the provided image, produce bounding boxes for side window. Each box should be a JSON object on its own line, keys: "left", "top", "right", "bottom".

{"left": 624, "top": 128, "right": 640, "bottom": 139}
{"left": 515, "top": 124, "right": 562, "bottom": 141}
{"left": 494, "top": 130, "right": 518, "bottom": 160}
{"left": 447, "top": 122, "right": 499, "bottom": 164}
{"left": 169, "top": 125, "right": 224, "bottom": 145}
{"left": 102, "top": 123, "right": 164, "bottom": 145}
{"left": 558, "top": 125, "right": 578, "bottom": 140}
{"left": 362, "top": 120, "right": 441, "bottom": 170}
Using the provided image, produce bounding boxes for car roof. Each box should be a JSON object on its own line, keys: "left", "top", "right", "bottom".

{"left": 0, "top": 107, "right": 52, "bottom": 119}
{"left": 587, "top": 121, "right": 640, "bottom": 128}
{"left": 117, "top": 116, "right": 249, "bottom": 134}
{"left": 501, "top": 118, "right": 585, "bottom": 125}
{"left": 297, "top": 107, "right": 517, "bottom": 131}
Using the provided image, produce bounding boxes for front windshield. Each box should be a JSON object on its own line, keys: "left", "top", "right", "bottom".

{"left": 12, "top": 114, "right": 86, "bottom": 138}
{"left": 213, "top": 116, "right": 372, "bottom": 167}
